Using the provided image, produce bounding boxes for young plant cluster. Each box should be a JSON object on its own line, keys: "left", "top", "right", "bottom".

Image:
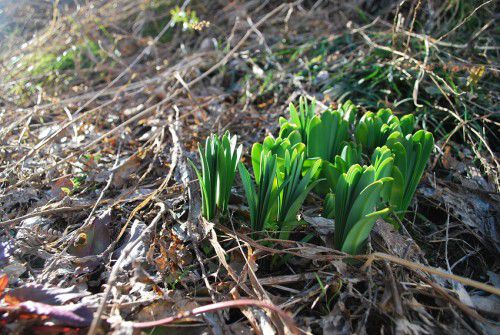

{"left": 190, "top": 132, "right": 242, "bottom": 221}
{"left": 193, "top": 97, "right": 434, "bottom": 254}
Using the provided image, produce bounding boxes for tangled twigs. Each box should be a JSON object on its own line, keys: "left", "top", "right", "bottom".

{"left": 87, "top": 202, "right": 167, "bottom": 335}
{"left": 4, "top": 1, "right": 299, "bottom": 194}
{"left": 361, "top": 252, "right": 500, "bottom": 296}
{"left": 10, "top": 0, "right": 191, "bottom": 170}
{"left": 131, "top": 298, "right": 300, "bottom": 334}
{"left": 0, "top": 205, "right": 92, "bottom": 226}
{"left": 414, "top": 272, "right": 488, "bottom": 324}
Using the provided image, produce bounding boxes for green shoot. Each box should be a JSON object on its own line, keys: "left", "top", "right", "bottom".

{"left": 239, "top": 152, "right": 280, "bottom": 232}
{"left": 217, "top": 132, "right": 244, "bottom": 214}
{"left": 355, "top": 108, "right": 415, "bottom": 154}
{"left": 324, "top": 164, "right": 392, "bottom": 254}
{"left": 277, "top": 150, "right": 322, "bottom": 239}
{"left": 190, "top": 132, "right": 242, "bottom": 220}
{"left": 385, "top": 130, "right": 434, "bottom": 217}
{"left": 279, "top": 96, "right": 316, "bottom": 143}
{"left": 337, "top": 99, "right": 358, "bottom": 124}
{"left": 321, "top": 142, "right": 361, "bottom": 194}
{"left": 251, "top": 133, "right": 305, "bottom": 184}
{"left": 307, "top": 108, "right": 349, "bottom": 162}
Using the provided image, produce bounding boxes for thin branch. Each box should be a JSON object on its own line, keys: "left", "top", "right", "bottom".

{"left": 132, "top": 298, "right": 299, "bottom": 334}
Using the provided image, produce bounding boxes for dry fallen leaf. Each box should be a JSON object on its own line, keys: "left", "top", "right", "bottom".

{"left": 68, "top": 210, "right": 112, "bottom": 257}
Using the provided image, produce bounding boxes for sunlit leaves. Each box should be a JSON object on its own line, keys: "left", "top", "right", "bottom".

{"left": 321, "top": 142, "right": 361, "bottom": 193}
{"left": 386, "top": 130, "right": 434, "bottom": 217}
{"left": 242, "top": 148, "right": 321, "bottom": 238}
{"left": 324, "top": 165, "right": 392, "bottom": 254}
{"left": 279, "top": 96, "right": 316, "bottom": 143}
{"left": 251, "top": 133, "right": 304, "bottom": 184}
{"left": 196, "top": 95, "right": 434, "bottom": 256}
{"left": 307, "top": 109, "right": 349, "bottom": 162}
{"left": 355, "top": 108, "right": 415, "bottom": 154}
{"left": 239, "top": 152, "right": 280, "bottom": 232}
{"left": 190, "top": 132, "right": 242, "bottom": 220}
{"left": 277, "top": 151, "right": 322, "bottom": 239}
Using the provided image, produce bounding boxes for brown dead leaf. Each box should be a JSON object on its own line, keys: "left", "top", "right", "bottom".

{"left": 147, "top": 229, "right": 192, "bottom": 282}
{"left": 135, "top": 296, "right": 202, "bottom": 324}
{"left": 111, "top": 155, "right": 142, "bottom": 188}
{"left": 0, "top": 274, "right": 8, "bottom": 296}
{"left": 4, "top": 294, "right": 22, "bottom": 306}
{"left": 372, "top": 220, "right": 424, "bottom": 261}
{"left": 68, "top": 210, "right": 112, "bottom": 257}
{"left": 418, "top": 181, "right": 499, "bottom": 251}
{"left": 50, "top": 177, "right": 73, "bottom": 199}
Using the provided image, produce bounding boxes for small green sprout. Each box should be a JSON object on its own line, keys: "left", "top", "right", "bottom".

{"left": 324, "top": 164, "right": 392, "bottom": 254}
{"left": 385, "top": 130, "right": 434, "bottom": 217}
{"left": 355, "top": 108, "right": 415, "bottom": 154}
{"left": 277, "top": 151, "right": 322, "bottom": 239}
{"left": 307, "top": 108, "right": 349, "bottom": 162}
{"left": 190, "top": 132, "right": 242, "bottom": 220}
{"left": 239, "top": 152, "right": 280, "bottom": 232}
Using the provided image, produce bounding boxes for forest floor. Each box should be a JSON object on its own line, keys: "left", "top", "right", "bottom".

{"left": 0, "top": 1, "right": 498, "bottom": 334}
